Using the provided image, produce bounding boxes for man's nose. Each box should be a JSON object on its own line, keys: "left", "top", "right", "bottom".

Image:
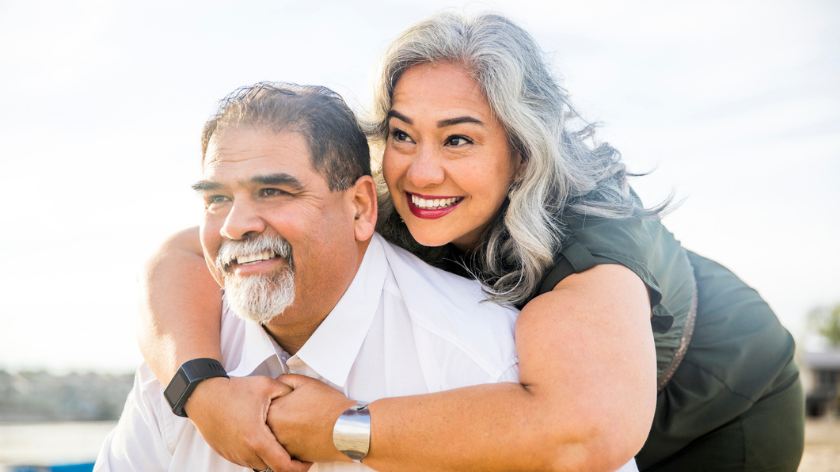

{"left": 220, "top": 199, "right": 265, "bottom": 240}
{"left": 406, "top": 144, "right": 445, "bottom": 188}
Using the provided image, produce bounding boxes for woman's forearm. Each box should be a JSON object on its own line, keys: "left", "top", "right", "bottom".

{"left": 367, "top": 383, "right": 596, "bottom": 472}
{"left": 365, "top": 381, "right": 637, "bottom": 472}
{"left": 137, "top": 226, "right": 223, "bottom": 383}
{"left": 269, "top": 265, "right": 657, "bottom": 472}
{"left": 361, "top": 265, "right": 657, "bottom": 472}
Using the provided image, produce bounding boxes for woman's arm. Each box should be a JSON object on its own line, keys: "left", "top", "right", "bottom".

{"left": 137, "top": 227, "right": 308, "bottom": 472}
{"left": 137, "top": 226, "right": 223, "bottom": 382}
{"left": 269, "top": 264, "right": 657, "bottom": 472}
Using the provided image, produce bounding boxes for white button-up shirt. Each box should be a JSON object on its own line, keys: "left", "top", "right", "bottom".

{"left": 95, "top": 233, "right": 637, "bottom": 472}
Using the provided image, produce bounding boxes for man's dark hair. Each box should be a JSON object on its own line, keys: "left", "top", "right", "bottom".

{"left": 201, "top": 82, "right": 371, "bottom": 191}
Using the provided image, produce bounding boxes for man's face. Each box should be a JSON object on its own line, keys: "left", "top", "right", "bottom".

{"left": 197, "top": 126, "right": 360, "bottom": 327}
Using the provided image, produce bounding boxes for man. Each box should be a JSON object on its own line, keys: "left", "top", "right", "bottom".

{"left": 94, "top": 83, "right": 521, "bottom": 471}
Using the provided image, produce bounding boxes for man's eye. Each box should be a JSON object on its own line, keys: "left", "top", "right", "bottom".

{"left": 446, "top": 135, "right": 472, "bottom": 146}
{"left": 391, "top": 129, "right": 415, "bottom": 143}
{"left": 260, "top": 188, "right": 287, "bottom": 197}
{"left": 205, "top": 195, "right": 229, "bottom": 208}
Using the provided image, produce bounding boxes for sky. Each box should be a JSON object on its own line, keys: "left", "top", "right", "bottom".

{"left": 0, "top": 0, "right": 838, "bottom": 373}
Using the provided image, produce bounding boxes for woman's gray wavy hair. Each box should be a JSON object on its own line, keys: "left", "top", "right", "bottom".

{"left": 368, "top": 11, "right": 668, "bottom": 305}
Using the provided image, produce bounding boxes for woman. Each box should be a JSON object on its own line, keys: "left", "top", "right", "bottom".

{"left": 139, "top": 12, "right": 804, "bottom": 472}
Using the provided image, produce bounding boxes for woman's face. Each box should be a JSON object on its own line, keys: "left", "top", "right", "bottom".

{"left": 383, "top": 63, "right": 521, "bottom": 252}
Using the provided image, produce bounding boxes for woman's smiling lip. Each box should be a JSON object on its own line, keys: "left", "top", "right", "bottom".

{"left": 405, "top": 192, "right": 463, "bottom": 219}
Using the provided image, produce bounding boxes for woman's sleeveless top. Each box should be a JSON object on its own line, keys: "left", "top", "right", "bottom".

{"left": 532, "top": 212, "right": 697, "bottom": 386}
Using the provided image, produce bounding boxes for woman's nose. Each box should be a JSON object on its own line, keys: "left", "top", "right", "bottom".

{"left": 220, "top": 199, "right": 265, "bottom": 241}
{"left": 406, "top": 145, "right": 445, "bottom": 188}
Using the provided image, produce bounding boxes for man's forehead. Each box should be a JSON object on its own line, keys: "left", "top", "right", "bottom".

{"left": 201, "top": 127, "right": 318, "bottom": 181}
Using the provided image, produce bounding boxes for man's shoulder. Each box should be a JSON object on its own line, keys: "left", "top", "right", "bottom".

{"left": 374, "top": 233, "right": 505, "bottom": 308}
{"left": 374, "top": 234, "right": 519, "bottom": 382}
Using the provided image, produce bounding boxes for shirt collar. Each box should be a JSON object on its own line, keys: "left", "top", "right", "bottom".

{"left": 227, "top": 311, "right": 289, "bottom": 377}
{"left": 294, "top": 233, "right": 387, "bottom": 387}
{"left": 226, "top": 234, "right": 387, "bottom": 385}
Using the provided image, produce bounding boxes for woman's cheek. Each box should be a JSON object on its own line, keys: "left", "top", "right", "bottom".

{"left": 382, "top": 151, "right": 406, "bottom": 192}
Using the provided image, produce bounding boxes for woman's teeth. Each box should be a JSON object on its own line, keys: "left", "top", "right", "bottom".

{"left": 411, "top": 195, "right": 461, "bottom": 210}
{"left": 236, "top": 250, "right": 275, "bottom": 265}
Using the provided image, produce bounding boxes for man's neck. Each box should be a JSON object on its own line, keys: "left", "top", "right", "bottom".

{"left": 261, "top": 238, "right": 371, "bottom": 356}
{"left": 261, "top": 324, "right": 312, "bottom": 356}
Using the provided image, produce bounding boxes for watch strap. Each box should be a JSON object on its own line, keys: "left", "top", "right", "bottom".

{"left": 163, "top": 358, "right": 228, "bottom": 417}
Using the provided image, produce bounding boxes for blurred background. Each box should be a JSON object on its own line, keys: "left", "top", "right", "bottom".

{"left": 0, "top": 0, "right": 838, "bottom": 470}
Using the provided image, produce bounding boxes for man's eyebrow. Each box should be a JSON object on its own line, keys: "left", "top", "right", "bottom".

{"left": 192, "top": 174, "right": 304, "bottom": 192}
{"left": 437, "top": 116, "right": 484, "bottom": 128}
{"left": 192, "top": 180, "right": 220, "bottom": 192}
{"left": 250, "top": 173, "right": 304, "bottom": 191}
{"left": 387, "top": 110, "right": 412, "bottom": 125}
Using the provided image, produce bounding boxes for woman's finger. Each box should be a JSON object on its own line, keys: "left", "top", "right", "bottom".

{"left": 252, "top": 423, "right": 313, "bottom": 472}
{"left": 275, "top": 373, "right": 311, "bottom": 390}
{"left": 267, "top": 378, "right": 294, "bottom": 400}
{"left": 184, "top": 376, "right": 303, "bottom": 470}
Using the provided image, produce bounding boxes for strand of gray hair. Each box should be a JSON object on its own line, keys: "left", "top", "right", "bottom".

{"left": 367, "top": 11, "right": 672, "bottom": 306}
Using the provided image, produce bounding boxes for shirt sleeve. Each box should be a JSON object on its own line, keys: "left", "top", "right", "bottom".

{"left": 93, "top": 363, "right": 175, "bottom": 472}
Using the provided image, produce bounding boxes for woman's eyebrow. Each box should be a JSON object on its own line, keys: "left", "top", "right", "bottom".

{"left": 387, "top": 110, "right": 412, "bottom": 124}
{"left": 436, "top": 116, "right": 483, "bottom": 128}
{"left": 387, "top": 110, "right": 484, "bottom": 128}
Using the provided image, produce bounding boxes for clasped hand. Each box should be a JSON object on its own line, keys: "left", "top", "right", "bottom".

{"left": 185, "top": 375, "right": 357, "bottom": 472}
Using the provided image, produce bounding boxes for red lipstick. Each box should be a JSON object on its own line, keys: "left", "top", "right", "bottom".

{"left": 406, "top": 192, "right": 463, "bottom": 219}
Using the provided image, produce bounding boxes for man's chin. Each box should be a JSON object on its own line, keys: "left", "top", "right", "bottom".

{"left": 224, "top": 272, "right": 295, "bottom": 324}
{"left": 230, "top": 306, "right": 281, "bottom": 324}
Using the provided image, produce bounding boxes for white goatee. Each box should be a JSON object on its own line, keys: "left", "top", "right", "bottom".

{"left": 215, "top": 233, "right": 295, "bottom": 324}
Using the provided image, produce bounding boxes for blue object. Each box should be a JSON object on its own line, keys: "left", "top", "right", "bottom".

{"left": 52, "top": 464, "right": 96, "bottom": 472}
{"left": 9, "top": 463, "right": 94, "bottom": 472}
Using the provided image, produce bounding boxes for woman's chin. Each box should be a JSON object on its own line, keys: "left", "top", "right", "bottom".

{"left": 412, "top": 235, "right": 451, "bottom": 248}
{"left": 403, "top": 226, "right": 453, "bottom": 248}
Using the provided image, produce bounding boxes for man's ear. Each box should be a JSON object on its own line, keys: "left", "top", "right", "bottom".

{"left": 349, "top": 175, "right": 377, "bottom": 242}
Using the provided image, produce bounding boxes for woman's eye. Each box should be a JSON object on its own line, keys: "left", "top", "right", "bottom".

{"left": 446, "top": 135, "right": 472, "bottom": 146}
{"left": 391, "top": 129, "right": 414, "bottom": 143}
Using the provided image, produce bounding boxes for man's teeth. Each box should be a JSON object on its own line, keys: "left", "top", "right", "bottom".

{"left": 235, "top": 250, "right": 276, "bottom": 265}
{"left": 411, "top": 195, "right": 460, "bottom": 210}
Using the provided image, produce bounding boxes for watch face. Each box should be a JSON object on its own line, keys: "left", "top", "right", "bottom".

{"left": 164, "top": 371, "right": 188, "bottom": 405}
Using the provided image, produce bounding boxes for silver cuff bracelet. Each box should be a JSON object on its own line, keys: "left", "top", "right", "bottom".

{"left": 333, "top": 403, "right": 370, "bottom": 462}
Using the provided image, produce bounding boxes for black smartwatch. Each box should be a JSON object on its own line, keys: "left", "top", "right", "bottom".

{"left": 164, "top": 358, "right": 228, "bottom": 417}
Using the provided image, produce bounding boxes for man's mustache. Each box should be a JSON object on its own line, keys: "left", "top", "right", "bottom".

{"left": 215, "top": 233, "right": 293, "bottom": 274}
